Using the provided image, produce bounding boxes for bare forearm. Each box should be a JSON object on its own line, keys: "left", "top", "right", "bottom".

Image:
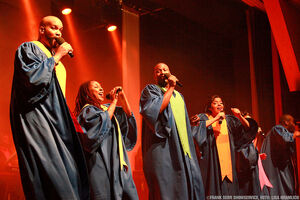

{"left": 206, "top": 112, "right": 225, "bottom": 127}
{"left": 53, "top": 54, "right": 63, "bottom": 64}
{"left": 119, "top": 94, "right": 132, "bottom": 117}
{"left": 107, "top": 99, "right": 117, "bottom": 119}
{"left": 206, "top": 118, "right": 218, "bottom": 127}
{"left": 238, "top": 115, "right": 250, "bottom": 129}
{"left": 231, "top": 108, "right": 250, "bottom": 130}
{"left": 159, "top": 86, "right": 175, "bottom": 113}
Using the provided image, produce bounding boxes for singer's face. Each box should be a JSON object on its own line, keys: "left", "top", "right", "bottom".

{"left": 209, "top": 97, "right": 224, "bottom": 116}
{"left": 89, "top": 81, "right": 104, "bottom": 102}
{"left": 154, "top": 63, "right": 169, "bottom": 87}
{"left": 40, "top": 16, "right": 63, "bottom": 48}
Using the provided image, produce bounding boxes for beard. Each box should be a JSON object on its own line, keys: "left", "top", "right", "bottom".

{"left": 157, "top": 77, "right": 167, "bottom": 87}
{"left": 45, "top": 34, "right": 58, "bottom": 49}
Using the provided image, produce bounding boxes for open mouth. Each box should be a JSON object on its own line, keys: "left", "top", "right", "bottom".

{"left": 217, "top": 107, "right": 223, "bottom": 111}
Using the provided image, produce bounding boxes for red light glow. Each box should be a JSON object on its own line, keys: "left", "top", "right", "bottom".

{"left": 21, "top": 0, "right": 39, "bottom": 39}
{"left": 64, "top": 14, "right": 92, "bottom": 84}
{"left": 108, "top": 29, "right": 122, "bottom": 67}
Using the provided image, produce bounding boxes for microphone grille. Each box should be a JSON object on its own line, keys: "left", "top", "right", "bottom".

{"left": 105, "top": 94, "right": 111, "bottom": 100}
{"left": 55, "top": 37, "right": 65, "bottom": 45}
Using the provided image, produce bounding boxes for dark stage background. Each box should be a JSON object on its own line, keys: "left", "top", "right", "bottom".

{"left": 0, "top": 0, "right": 299, "bottom": 199}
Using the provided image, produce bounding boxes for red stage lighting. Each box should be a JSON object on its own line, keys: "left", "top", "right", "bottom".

{"left": 62, "top": 8, "right": 72, "bottom": 15}
{"left": 107, "top": 25, "right": 117, "bottom": 32}
{"left": 108, "top": 29, "right": 122, "bottom": 67}
{"left": 21, "top": 0, "right": 39, "bottom": 39}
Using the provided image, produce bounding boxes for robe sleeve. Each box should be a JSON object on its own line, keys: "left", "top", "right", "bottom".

{"left": 14, "top": 42, "right": 56, "bottom": 105}
{"left": 77, "top": 105, "right": 112, "bottom": 154}
{"left": 139, "top": 84, "right": 171, "bottom": 138}
{"left": 236, "top": 143, "right": 259, "bottom": 173}
{"left": 114, "top": 107, "right": 137, "bottom": 151}
{"left": 227, "top": 115, "right": 258, "bottom": 149}
{"left": 272, "top": 125, "right": 295, "bottom": 153}
{"left": 191, "top": 113, "right": 208, "bottom": 148}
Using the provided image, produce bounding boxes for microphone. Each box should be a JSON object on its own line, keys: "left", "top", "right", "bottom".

{"left": 106, "top": 88, "right": 122, "bottom": 100}
{"left": 55, "top": 37, "right": 74, "bottom": 58}
{"left": 164, "top": 73, "right": 183, "bottom": 87}
{"left": 219, "top": 116, "right": 224, "bottom": 124}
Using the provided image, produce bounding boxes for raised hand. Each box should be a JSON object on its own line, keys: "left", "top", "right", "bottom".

{"left": 231, "top": 107, "right": 250, "bottom": 129}
{"left": 53, "top": 42, "right": 73, "bottom": 63}
{"left": 190, "top": 114, "right": 200, "bottom": 126}
{"left": 109, "top": 86, "right": 122, "bottom": 101}
{"left": 113, "top": 87, "right": 132, "bottom": 117}
{"left": 216, "top": 112, "right": 225, "bottom": 120}
{"left": 231, "top": 108, "right": 241, "bottom": 117}
{"left": 293, "top": 131, "right": 300, "bottom": 139}
{"left": 167, "top": 74, "right": 178, "bottom": 87}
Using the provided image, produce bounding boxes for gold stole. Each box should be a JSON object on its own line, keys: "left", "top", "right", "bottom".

{"left": 159, "top": 86, "right": 192, "bottom": 158}
{"left": 32, "top": 41, "right": 66, "bottom": 97}
{"left": 208, "top": 115, "right": 233, "bottom": 182}
{"left": 100, "top": 105, "right": 128, "bottom": 171}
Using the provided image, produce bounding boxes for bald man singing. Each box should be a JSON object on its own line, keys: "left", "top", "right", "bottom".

{"left": 140, "top": 63, "right": 205, "bottom": 200}
{"left": 10, "top": 16, "right": 89, "bottom": 199}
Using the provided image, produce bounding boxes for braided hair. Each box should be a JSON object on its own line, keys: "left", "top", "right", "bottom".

{"left": 74, "top": 80, "right": 102, "bottom": 116}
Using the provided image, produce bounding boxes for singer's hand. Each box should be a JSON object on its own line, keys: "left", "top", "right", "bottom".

{"left": 117, "top": 88, "right": 128, "bottom": 104}
{"left": 293, "top": 131, "right": 300, "bottom": 139}
{"left": 53, "top": 42, "right": 73, "bottom": 63}
{"left": 116, "top": 88, "right": 133, "bottom": 117}
{"left": 190, "top": 114, "right": 200, "bottom": 126}
{"left": 216, "top": 112, "right": 225, "bottom": 121}
{"left": 257, "top": 127, "right": 262, "bottom": 134}
{"left": 109, "top": 86, "right": 122, "bottom": 101}
{"left": 231, "top": 107, "right": 250, "bottom": 129}
{"left": 231, "top": 108, "right": 241, "bottom": 117}
{"left": 167, "top": 74, "right": 178, "bottom": 87}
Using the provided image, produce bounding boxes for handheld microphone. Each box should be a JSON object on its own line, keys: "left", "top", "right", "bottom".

{"left": 219, "top": 116, "right": 224, "bottom": 124}
{"left": 106, "top": 88, "right": 122, "bottom": 100}
{"left": 55, "top": 37, "right": 74, "bottom": 58}
{"left": 164, "top": 73, "right": 183, "bottom": 87}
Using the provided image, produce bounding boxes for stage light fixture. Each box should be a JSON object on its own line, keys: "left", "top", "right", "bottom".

{"left": 62, "top": 8, "right": 72, "bottom": 15}
{"left": 107, "top": 25, "right": 117, "bottom": 32}
{"left": 51, "top": 0, "right": 74, "bottom": 16}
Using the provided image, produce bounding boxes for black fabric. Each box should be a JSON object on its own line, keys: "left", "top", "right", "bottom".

{"left": 235, "top": 143, "right": 260, "bottom": 195}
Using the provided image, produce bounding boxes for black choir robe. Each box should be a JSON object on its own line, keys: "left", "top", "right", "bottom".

{"left": 235, "top": 142, "right": 260, "bottom": 195}
{"left": 261, "top": 125, "right": 298, "bottom": 196}
{"left": 77, "top": 105, "right": 138, "bottom": 200}
{"left": 192, "top": 114, "right": 258, "bottom": 197}
{"left": 10, "top": 42, "right": 89, "bottom": 200}
{"left": 140, "top": 84, "right": 205, "bottom": 200}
